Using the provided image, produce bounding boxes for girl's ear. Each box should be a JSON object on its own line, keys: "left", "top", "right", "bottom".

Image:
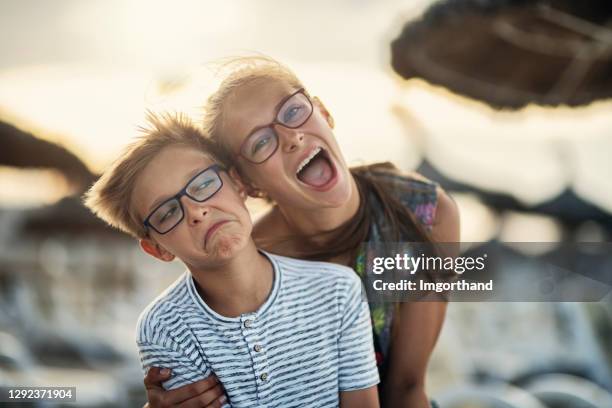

{"left": 312, "top": 96, "right": 334, "bottom": 129}
{"left": 140, "top": 238, "right": 175, "bottom": 262}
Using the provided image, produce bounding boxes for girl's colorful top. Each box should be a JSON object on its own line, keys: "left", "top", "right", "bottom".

{"left": 353, "top": 168, "right": 438, "bottom": 380}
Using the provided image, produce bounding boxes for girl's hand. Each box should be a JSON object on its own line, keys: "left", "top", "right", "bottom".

{"left": 143, "top": 367, "right": 227, "bottom": 407}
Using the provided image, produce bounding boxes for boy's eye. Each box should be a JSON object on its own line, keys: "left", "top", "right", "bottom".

{"left": 158, "top": 205, "right": 178, "bottom": 224}
{"left": 196, "top": 179, "right": 214, "bottom": 191}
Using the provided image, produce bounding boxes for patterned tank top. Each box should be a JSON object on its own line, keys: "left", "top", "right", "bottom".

{"left": 352, "top": 167, "right": 438, "bottom": 379}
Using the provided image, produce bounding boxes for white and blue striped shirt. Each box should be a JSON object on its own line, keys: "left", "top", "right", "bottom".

{"left": 136, "top": 252, "right": 379, "bottom": 407}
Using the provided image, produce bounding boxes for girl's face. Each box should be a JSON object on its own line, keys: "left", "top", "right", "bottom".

{"left": 221, "top": 78, "right": 353, "bottom": 211}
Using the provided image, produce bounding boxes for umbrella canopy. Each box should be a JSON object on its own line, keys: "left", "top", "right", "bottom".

{"left": 0, "top": 120, "right": 96, "bottom": 193}
{"left": 391, "top": 0, "right": 612, "bottom": 109}
{"left": 0, "top": 120, "right": 117, "bottom": 237}
{"left": 417, "top": 158, "right": 612, "bottom": 233}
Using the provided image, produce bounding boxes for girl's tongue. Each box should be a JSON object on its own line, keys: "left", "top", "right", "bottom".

{"left": 297, "top": 154, "right": 333, "bottom": 187}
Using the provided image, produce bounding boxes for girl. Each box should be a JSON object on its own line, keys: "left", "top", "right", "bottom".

{"left": 144, "top": 57, "right": 459, "bottom": 408}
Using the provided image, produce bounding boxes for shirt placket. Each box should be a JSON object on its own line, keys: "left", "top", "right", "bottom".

{"left": 240, "top": 313, "right": 271, "bottom": 403}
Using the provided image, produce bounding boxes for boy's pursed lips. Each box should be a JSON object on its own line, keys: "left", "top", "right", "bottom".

{"left": 203, "top": 219, "right": 232, "bottom": 248}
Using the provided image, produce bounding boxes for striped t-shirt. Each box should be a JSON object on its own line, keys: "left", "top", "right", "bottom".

{"left": 136, "top": 252, "right": 379, "bottom": 407}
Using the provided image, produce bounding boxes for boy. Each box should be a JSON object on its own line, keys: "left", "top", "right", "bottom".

{"left": 84, "top": 114, "right": 379, "bottom": 407}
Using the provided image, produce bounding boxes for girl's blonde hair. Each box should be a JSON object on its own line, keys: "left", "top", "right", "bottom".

{"left": 199, "top": 56, "right": 436, "bottom": 271}
{"left": 202, "top": 55, "right": 304, "bottom": 156}
{"left": 84, "top": 112, "right": 223, "bottom": 239}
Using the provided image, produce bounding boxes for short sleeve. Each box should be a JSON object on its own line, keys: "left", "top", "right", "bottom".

{"left": 337, "top": 276, "right": 380, "bottom": 391}
{"left": 137, "top": 337, "right": 212, "bottom": 390}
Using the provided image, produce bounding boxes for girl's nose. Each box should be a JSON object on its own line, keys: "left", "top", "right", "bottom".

{"left": 276, "top": 125, "right": 304, "bottom": 153}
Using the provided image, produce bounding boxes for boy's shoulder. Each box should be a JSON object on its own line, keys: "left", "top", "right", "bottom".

{"left": 269, "top": 253, "right": 365, "bottom": 320}
{"left": 268, "top": 252, "right": 360, "bottom": 286}
{"left": 136, "top": 271, "right": 196, "bottom": 344}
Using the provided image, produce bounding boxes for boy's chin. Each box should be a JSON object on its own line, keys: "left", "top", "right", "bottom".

{"left": 203, "top": 234, "right": 248, "bottom": 261}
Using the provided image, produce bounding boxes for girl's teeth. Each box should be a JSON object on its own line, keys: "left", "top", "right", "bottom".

{"left": 297, "top": 147, "right": 321, "bottom": 174}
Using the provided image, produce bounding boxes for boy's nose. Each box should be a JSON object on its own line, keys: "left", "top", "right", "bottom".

{"left": 276, "top": 125, "right": 304, "bottom": 153}
{"left": 181, "top": 196, "right": 209, "bottom": 226}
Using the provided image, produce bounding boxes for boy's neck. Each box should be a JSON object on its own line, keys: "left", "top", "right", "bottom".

{"left": 189, "top": 241, "right": 274, "bottom": 318}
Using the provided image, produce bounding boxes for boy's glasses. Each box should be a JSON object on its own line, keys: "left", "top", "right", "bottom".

{"left": 238, "top": 88, "right": 313, "bottom": 164}
{"left": 143, "top": 164, "right": 224, "bottom": 235}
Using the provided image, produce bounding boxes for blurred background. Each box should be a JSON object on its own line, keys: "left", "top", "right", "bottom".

{"left": 1, "top": 0, "right": 611, "bottom": 407}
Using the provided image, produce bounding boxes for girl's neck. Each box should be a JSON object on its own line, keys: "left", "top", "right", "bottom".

{"left": 278, "top": 174, "right": 360, "bottom": 238}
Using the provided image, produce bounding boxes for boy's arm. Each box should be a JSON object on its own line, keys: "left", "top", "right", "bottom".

{"left": 138, "top": 339, "right": 227, "bottom": 407}
{"left": 139, "top": 340, "right": 211, "bottom": 390}
{"left": 337, "top": 275, "right": 380, "bottom": 407}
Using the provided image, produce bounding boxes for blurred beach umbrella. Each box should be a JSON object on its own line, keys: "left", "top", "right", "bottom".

{"left": 0, "top": 120, "right": 120, "bottom": 237}
{"left": 18, "top": 196, "right": 122, "bottom": 237}
{"left": 391, "top": 0, "right": 612, "bottom": 109}
{"left": 0, "top": 120, "right": 96, "bottom": 193}
{"left": 418, "top": 159, "right": 612, "bottom": 233}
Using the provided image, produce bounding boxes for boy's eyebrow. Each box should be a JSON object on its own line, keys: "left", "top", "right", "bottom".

{"left": 147, "top": 167, "right": 208, "bottom": 213}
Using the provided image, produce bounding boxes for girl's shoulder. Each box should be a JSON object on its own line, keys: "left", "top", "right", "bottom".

{"left": 360, "top": 162, "right": 437, "bottom": 191}
{"left": 253, "top": 206, "right": 284, "bottom": 239}
{"left": 353, "top": 162, "right": 439, "bottom": 228}
{"left": 252, "top": 206, "right": 299, "bottom": 255}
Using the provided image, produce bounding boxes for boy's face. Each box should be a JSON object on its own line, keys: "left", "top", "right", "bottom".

{"left": 133, "top": 145, "right": 253, "bottom": 269}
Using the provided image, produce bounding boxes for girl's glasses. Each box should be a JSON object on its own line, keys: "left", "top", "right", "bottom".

{"left": 238, "top": 88, "right": 313, "bottom": 164}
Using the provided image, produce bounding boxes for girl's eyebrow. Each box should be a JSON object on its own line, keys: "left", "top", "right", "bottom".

{"left": 243, "top": 90, "right": 296, "bottom": 137}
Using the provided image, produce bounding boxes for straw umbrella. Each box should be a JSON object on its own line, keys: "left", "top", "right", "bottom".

{"left": 391, "top": 0, "right": 612, "bottom": 109}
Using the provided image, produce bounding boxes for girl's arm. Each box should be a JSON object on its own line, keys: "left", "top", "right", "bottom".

{"left": 340, "top": 386, "right": 380, "bottom": 408}
{"left": 143, "top": 368, "right": 225, "bottom": 408}
{"left": 382, "top": 187, "right": 460, "bottom": 408}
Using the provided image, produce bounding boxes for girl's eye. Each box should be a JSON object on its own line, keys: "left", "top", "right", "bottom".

{"left": 252, "top": 135, "right": 271, "bottom": 154}
{"left": 283, "top": 106, "right": 303, "bottom": 124}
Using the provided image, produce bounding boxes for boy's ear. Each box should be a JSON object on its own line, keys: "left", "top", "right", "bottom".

{"left": 228, "top": 167, "right": 248, "bottom": 201}
{"left": 312, "top": 96, "right": 334, "bottom": 129}
{"left": 140, "top": 238, "right": 175, "bottom": 262}
{"left": 229, "top": 167, "right": 261, "bottom": 199}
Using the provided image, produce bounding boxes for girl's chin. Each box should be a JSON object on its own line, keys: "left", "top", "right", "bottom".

{"left": 300, "top": 177, "right": 353, "bottom": 208}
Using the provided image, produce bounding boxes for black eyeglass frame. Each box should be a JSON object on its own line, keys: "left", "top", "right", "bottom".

{"left": 237, "top": 88, "right": 314, "bottom": 164}
{"left": 143, "top": 164, "right": 225, "bottom": 235}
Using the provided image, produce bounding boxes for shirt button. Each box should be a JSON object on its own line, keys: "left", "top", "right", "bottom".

{"left": 244, "top": 319, "right": 253, "bottom": 328}
{"left": 260, "top": 373, "right": 268, "bottom": 381}
{"left": 254, "top": 344, "right": 262, "bottom": 352}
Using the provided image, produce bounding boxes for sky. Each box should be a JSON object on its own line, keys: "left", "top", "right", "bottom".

{"left": 1, "top": 0, "right": 610, "bottom": 241}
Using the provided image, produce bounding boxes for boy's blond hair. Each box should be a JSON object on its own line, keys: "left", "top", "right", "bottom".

{"left": 202, "top": 55, "right": 304, "bottom": 154}
{"left": 84, "top": 112, "right": 223, "bottom": 239}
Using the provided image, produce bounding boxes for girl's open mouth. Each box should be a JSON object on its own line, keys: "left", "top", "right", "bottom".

{"left": 296, "top": 147, "right": 338, "bottom": 190}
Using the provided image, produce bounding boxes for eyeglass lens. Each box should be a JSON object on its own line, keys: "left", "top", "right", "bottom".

{"left": 148, "top": 167, "right": 222, "bottom": 233}
{"left": 240, "top": 91, "right": 312, "bottom": 163}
